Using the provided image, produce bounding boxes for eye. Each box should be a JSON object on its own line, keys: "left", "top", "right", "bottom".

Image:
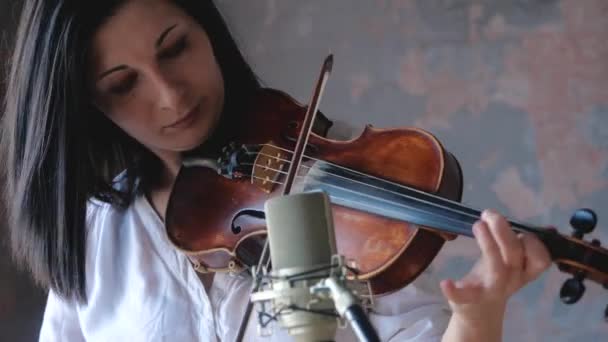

{"left": 108, "top": 74, "right": 137, "bottom": 96}
{"left": 159, "top": 36, "right": 188, "bottom": 59}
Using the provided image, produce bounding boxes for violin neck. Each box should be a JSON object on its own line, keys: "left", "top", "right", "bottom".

{"left": 301, "top": 160, "right": 550, "bottom": 241}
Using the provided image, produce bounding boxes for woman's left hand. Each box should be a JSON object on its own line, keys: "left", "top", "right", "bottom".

{"left": 439, "top": 209, "right": 552, "bottom": 339}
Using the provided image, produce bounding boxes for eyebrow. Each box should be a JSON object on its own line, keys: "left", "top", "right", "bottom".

{"left": 156, "top": 23, "right": 178, "bottom": 48}
{"left": 97, "top": 24, "right": 179, "bottom": 81}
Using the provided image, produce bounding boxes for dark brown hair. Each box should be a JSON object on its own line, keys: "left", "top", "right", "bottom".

{"left": 1, "top": 0, "right": 260, "bottom": 302}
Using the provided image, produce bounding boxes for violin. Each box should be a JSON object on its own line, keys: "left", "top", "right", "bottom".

{"left": 164, "top": 55, "right": 608, "bottom": 321}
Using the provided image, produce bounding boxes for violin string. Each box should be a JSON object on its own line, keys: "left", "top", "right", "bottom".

{"left": 245, "top": 157, "right": 475, "bottom": 222}
{"left": 244, "top": 158, "right": 479, "bottom": 230}
{"left": 246, "top": 170, "right": 491, "bottom": 237}
{"left": 248, "top": 143, "right": 479, "bottom": 215}
{"left": 245, "top": 145, "right": 486, "bottom": 224}
{"left": 239, "top": 143, "right": 540, "bottom": 234}
{"left": 243, "top": 145, "right": 479, "bottom": 224}
{"left": 246, "top": 172, "right": 482, "bottom": 236}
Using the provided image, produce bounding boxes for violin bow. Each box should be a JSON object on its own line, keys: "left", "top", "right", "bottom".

{"left": 235, "top": 54, "right": 334, "bottom": 341}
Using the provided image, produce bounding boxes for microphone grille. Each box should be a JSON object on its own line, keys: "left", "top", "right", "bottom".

{"left": 264, "top": 191, "right": 337, "bottom": 270}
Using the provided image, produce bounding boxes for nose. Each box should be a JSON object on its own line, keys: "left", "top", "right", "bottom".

{"left": 149, "top": 69, "right": 187, "bottom": 114}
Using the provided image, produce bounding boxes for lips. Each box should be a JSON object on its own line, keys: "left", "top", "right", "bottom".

{"left": 166, "top": 103, "right": 200, "bottom": 129}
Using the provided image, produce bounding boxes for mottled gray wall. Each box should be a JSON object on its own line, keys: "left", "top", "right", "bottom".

{"left": 1, "top": 0, "right": 607, "bottom": 341}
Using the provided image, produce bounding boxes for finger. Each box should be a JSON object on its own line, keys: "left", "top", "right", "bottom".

{"left": 440, "top": 279, "right": 482, "bottom": 304}
{"left": 472, "top": 219, "right": 503, "bottom": 273}
{"left": 520, "top": 233, "right": 552, "bottom": 282}
{"left": 482, "top": 209, "right": 524, "bottom": 270}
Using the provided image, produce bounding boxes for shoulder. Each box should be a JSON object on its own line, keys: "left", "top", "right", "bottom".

{"left": 82, "top": 170, "right": 147, "bottom": 291}
{"left": 82, "top": 170, "right": 184, "bottom": 288}
{"left": 372, "top": 267, "right": 450, "bottom": 314}
{"left": 77, "top": 176, "right": 200, "bottom": 339}
{"left": 84, "top": 169, "right": 136, "bottom": 238}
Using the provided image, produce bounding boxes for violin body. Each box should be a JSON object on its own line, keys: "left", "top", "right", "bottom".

{"left": 166, "top": 88, "right": 463, "bottom": 295}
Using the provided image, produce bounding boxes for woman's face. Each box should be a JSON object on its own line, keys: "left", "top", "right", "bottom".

{"left": 88, "top": 0, "right": 225, "bottom": 159}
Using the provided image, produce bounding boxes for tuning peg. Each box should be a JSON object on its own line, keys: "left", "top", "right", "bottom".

{"left": 569, "top": 208, "right": 597, "bottom": 239}
{"left": 560, "top": 272, "right": 586, "bottom": 304}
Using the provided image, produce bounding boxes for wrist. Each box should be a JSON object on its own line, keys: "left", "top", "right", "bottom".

{"left": 452, "top": 298, "right": 506, "bottom": 323}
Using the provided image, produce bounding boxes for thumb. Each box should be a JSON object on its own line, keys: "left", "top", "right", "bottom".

{"left": 440, "top": 279, "right": 481, "bottom": 304}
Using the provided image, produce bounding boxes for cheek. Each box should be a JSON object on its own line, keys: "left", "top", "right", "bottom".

{"left": 185, "top": 40, "right": 224, "bottom": 99}
{"left": 102, "top": 100, "right": 158, "bottom": 143}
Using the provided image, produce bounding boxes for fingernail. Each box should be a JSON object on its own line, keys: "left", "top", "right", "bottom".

{"left": 482, "top": 209, "right": 495, "bottom": 219}
{"left": 472, "top": 221, "right": 482, "bottom": 236}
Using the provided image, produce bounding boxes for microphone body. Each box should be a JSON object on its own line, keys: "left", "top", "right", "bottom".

{"left": 263, "top": 190, "right": 339, "bottom": 341}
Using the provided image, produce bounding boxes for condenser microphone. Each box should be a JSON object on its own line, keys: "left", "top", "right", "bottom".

{"left": 253, "top": 190, "right": 380, "bottom": 342}
{"left": 262, "top": 190, "right": 339, "bottom": 341}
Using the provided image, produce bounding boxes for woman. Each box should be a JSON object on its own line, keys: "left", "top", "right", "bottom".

{"left": 1, "top": 0, "right": 551, "bottom": 341}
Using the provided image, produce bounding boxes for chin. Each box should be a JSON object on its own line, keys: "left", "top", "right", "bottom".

{"left": 170, "top": 135, "right": 209, "bottom": 152}
{"left": 173, "top": 127, "right": 215, "bottom": 152}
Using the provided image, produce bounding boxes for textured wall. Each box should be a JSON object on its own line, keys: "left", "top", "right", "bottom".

{"left": 1, "top": 0, "right": 607, "bottom": 341}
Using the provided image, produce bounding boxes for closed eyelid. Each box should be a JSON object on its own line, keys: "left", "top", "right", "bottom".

{"left": 158, "top": 36, "right": 187, "bottom": 57}
{"left": 99, "top": 69, "right": 130, "bottom": 86}
{"left": 97, "top": 65, "right": 128, "bottom": 82}
{"left": 94, "top": 70, "right": 136, "bottom": 96}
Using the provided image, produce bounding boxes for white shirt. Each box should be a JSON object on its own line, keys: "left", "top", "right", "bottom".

{"left": 38, "top": 191, "right": 452, "bottom": 341}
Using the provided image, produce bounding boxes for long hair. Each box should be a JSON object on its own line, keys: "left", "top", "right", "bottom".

{"left": 1, "top": 0, "right": 260, "bottom": 302}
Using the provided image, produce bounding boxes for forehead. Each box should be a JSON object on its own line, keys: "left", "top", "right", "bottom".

{"left": 89, "top": 0, "right": 193, "bottom": 73}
